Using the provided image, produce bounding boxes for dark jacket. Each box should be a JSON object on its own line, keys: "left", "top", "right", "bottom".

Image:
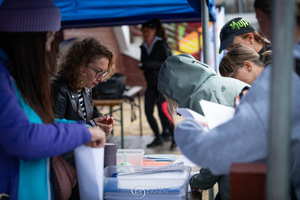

{"left": 140, "top": 37, "right": 172, "bottom": 88}
{"left": 51, "top": 78, "right": 101, "bottom": 127}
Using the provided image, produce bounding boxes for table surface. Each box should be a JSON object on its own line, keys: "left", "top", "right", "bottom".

{"left": 123, "top": 86, "right": 142, "bottom": 97}
{"left": 93, "top": 86, "right": 142, "bottom": 106}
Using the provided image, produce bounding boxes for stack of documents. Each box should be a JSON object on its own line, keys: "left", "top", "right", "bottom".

{"left": 103, "top": 165, "right": 191, "bottom": 200}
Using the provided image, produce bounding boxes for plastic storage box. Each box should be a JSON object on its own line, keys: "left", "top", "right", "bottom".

{"left": 117, "top": 149, "right": 144, "bottom": 166}
{"left": 103, "top": 165, "right": 191, "bottom": 200}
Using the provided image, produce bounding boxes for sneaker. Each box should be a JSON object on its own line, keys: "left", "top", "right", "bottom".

{"left": 170, "top": 141, "right": 177, "bottom": 150}
{"left": 146, "top": 138, "right": 163, "bottom": 148}
{"left": 161, "top": 132, "right": 171, "bottom": 142}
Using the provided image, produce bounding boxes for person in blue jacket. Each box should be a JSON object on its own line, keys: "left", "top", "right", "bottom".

{"left": 0, "top": 0, "right": 106, "bottom": 199}
{"left": 174, "top": 0, "right": 300, "bottom": 199}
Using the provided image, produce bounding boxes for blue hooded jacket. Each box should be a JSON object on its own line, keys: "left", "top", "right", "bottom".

{"left": 0, "top": 49, "right": 91, "bottom": 199}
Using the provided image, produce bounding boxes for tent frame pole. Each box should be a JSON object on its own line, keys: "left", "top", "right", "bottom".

{"left": 267, "top": 0, "right": 294, "bottom": 199}
{"left": 201, "top": 0, "right": 210, "bottom": 64}
{"left": 201, "top": 1, "right": 214, "bottom": 200}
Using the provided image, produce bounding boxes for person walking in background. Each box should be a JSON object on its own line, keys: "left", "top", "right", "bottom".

{"left": 219, "top": 44, "right": 272, "bottom": 85}
{"left": 219, "top": 17, "right": 271, "bottom": 55}
{"left": 139, "top": 18, "right": 175, "bottom": 148}
{"left": 0, "top": 0, "right": 106, "bottom": 199}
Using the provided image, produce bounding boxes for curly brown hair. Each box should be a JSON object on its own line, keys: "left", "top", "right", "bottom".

{"left": 56, "top": 37, "right": 115, "bottom": 91}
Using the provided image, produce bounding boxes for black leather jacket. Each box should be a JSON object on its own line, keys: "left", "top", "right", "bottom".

{"left": 51, "top": 78, "right": 101, "bottom": 126}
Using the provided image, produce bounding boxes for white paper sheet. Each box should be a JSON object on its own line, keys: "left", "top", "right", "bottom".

{"left": 173, "top": 155, "right": 198, "bottom": 167}
{"left": 176, "top": 108, "right": 207, "bottom": 124}
{"left": 74, "top": 145, "right": 104, "bottom": 200}
{"left": 176, "top": 108, "right": 209, "bottom": 131}
{"left": 199, "top": 100, "right": 235, "bottom": 129}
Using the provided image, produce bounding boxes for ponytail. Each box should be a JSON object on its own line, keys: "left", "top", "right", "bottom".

{"left": 260, "top": 50, "right": 272, "bottom": 67}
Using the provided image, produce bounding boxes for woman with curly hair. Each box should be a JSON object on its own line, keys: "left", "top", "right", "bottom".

{"left": 51, "top": 37, "right": 115, "bottom": 199}
{"left": 52, "top": 37, "right": 115, "bottom": 132}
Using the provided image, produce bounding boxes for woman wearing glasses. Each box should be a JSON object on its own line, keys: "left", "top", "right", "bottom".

{"left": 51, "top": 37, "right": 115, "bottom": 199}
{"left": 219, "top": 44, "right": 272, "bottom": 85}
{"left": 52, "top": 37, "right": 115, "bottom": 133}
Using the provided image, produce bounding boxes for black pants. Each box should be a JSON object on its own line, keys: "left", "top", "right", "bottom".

{"left": 144, "top": 86, "right": 173, "bottom": 139}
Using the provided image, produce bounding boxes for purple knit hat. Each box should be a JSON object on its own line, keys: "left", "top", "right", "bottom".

{"left": 0, "top": 0, "right": 61, "bottom": 32}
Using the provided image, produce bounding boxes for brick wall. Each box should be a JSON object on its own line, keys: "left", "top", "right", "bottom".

{"left": 63, "top": 27, "right": 122, "bottom": 74}
{"left": 122, "top": 54, "right": 147, "bottom": 94}
{"left": 63, "top": 27, "right": 147, "bottom": 94}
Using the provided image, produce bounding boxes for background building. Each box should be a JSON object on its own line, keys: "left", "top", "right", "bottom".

{"left": 55, "top": 0, "right": 258, "bottom": 91}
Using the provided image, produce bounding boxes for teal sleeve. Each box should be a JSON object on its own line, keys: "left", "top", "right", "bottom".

{"left": 55, "top": 118, "right": 91, "bottom": 127}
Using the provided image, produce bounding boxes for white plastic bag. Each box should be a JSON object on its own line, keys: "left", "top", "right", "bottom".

{"left": 74, "top": 145, "right": 104, "bottom": 200}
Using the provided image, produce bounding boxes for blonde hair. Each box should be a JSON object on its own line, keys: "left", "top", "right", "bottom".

{"left": 163, "top": 95, "right": 178, "bottom": 116}
{"left": 219, "top": 45, "right": 272, "bottom": 77}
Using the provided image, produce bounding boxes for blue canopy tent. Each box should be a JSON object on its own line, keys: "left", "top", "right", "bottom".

{"left": 53, "top": 0, "right": 215, "bottom": 28}
{"left": 53, "top": 1, "right": 296, "bottom": 199}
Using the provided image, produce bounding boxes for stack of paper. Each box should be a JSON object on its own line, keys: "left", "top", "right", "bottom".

{"left": 176, "top": 99, "right": 235, "bottom": 130}
{"left": 199, "top": 100, "right": 235, "bottom": 129}
{"left": 75, "top": 145, "right": 104, "bottom": 200}
{"left": 103, "top": 165, "right": 191, "bottom": 200}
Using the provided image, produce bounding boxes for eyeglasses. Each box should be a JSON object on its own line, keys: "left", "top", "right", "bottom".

{"left": 87, "top": 65, "right": 109, "bottom": 79}
{"left": 228, "top": 62, "right": 244, "bottom": 78}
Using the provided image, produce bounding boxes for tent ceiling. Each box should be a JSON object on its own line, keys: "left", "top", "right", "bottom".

{"left": 53, "top": 0, "right": 215, "bottom": 29}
